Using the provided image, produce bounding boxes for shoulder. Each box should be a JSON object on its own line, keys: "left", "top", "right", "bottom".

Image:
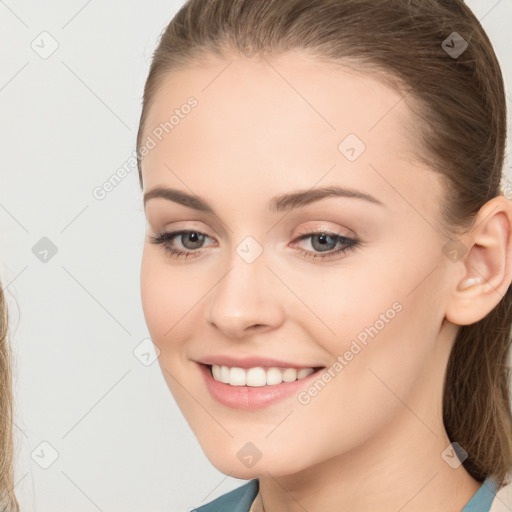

{"left": 461, "top": 476, "right": 499, "bottom": 512}
{"left": 191, "top": 479, "right": 259, "bottom": 512}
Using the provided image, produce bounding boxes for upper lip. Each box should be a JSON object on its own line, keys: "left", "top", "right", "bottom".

{"left": 196, "top": 355, "right": 324, "bottom": 369}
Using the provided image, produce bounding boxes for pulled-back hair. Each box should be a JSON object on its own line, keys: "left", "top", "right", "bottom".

{"left": 136, "top": 0, "right": 512, "bottom": 489}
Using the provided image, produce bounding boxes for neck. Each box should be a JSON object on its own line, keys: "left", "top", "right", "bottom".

{"left": 256, "top": 422, "right": 481, "bottom": 512}
{"left": 255, "top": 326, "right": 481, "bottom": 512}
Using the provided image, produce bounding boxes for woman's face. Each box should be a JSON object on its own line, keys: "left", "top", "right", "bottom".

{"left": 140, "top": 51, "right": 458, "bottom": 478}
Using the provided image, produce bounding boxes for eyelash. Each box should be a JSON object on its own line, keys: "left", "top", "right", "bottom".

{"left": 148, "top": 229, "right": 359, "bottom": 262}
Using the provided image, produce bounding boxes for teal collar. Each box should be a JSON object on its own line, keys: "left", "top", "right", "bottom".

{"left": 193, "top": 475, "right": 498, "bottom": 512}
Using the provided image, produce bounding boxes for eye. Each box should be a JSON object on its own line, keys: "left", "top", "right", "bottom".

{"left": 291, "top": 231, "right": 359, "bottom": 261}
{"left": 148, "top": 230, "right": 214, "bottom": 259}
{"left": 149, "top": 229, "right": 359, "bottom": 261}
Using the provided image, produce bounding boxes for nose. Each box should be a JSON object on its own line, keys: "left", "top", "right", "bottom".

{"left": 206, "top": 252, "right": 286, "bottom": 339}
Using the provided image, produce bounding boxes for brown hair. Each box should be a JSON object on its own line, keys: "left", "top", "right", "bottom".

{"left": 0, "top": 281, "right": 20, "bottom": 511}
{"left": 136, "top": 0, "right": 512, "bottom": 489}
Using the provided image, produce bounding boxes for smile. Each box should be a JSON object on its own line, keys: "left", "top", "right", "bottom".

{"left": 198, "top": 363, "right": 325, "bottom": 410}
{"left": 211, "top": 364, "right": 317, "bottom": 386}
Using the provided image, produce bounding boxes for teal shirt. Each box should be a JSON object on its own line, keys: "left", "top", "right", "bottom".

{"left": 192, "top": 476, "right": 499, "bottom": 512}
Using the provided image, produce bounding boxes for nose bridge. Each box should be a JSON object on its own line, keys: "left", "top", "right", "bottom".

{"left": 206, "top": 236, "right": 284, "bottom": 336}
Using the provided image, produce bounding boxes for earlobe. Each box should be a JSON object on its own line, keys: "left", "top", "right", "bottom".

{"left": 445, "top": 195, "right": 512, "bottom": 326}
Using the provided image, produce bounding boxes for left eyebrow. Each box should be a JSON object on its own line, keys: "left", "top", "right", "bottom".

{"left": 269, "top": 185, "right": 385, "bottom": 212}
{"left": 143, "top": 185, "right": 385, "bottom": 213}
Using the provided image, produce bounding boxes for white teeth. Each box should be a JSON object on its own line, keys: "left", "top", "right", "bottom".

{"left": 246, "top": 367, "right": 267, "bottom": 387}
{"left": 266, "top": 367, "right": 283, "bottom": 385}
{"left": 297, "top": 368, "right": 314, "bottom": 379}
{"left": 220, "top": 365, "right": 230, "bottom": 383}
{"left": 282, "top": 368, "right": 297, "bottom": 382}
{"left": 212, "top": 364, "right": 222, "bottom": 381}
{"left": 229, "top": 367, "right": 246, "bottom": 386}
{"left": 210, "top": 365, "right": 316, "bottom": 387}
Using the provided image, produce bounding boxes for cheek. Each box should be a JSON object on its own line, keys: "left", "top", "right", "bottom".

{"left": 140, "top": 250, "right": 186, "bottom": 345}
{"left": 140, "top": 253, "right": 165, "bottom": 336}
{"left": 140, "top": 253, "right": 202, "bottom": 407}
{"left": 292, "top": 235, "right": 442, "bottom": 357}
{"left": 140, "top": 249, "right": 195, "bottom": 340}
{"left": 287, "top": 250, "right": 442, "bottom": 416}
{"left": 249, "top": 294, "right": 440, "bottom": 474}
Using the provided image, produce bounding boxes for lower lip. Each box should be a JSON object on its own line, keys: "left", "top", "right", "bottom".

{"left": 198, "top": 363, "right": 323, "bottom": 410}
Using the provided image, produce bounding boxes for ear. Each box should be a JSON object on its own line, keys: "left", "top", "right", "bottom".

{"left": 445, "top": 195, "right": 512, "bottom": 326}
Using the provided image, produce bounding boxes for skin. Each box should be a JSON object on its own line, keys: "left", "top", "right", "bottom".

{"left": 139, "top": 50, "right": 512, "bottom": 511}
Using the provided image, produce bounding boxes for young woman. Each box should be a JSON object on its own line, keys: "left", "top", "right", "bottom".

{"left": 137, "top": 1, "right": 512, "bottom": 510}
{"left": 0, "top": 281, "right": 20, "bottom": 511}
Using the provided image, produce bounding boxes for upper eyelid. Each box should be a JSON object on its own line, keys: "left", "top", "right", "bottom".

{"left": 154, "top": 220, "right": 353, "bottom": 236}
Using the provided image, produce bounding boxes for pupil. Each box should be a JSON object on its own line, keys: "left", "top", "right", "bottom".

{"left": 183, "top": 231, "right": 203, "bottom": 249}
{"left": 313, "top": 233, "right": 336, "bottom": 252}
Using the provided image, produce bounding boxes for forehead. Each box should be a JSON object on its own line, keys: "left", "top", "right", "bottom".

{"left": 140, "top": 51, "right": 438, "bottom": 215}
{"left": 142, "top": 51, "right": 415, "bottom": 142}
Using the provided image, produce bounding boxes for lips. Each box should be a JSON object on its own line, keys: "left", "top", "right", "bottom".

{"left": 197, "top": 360, "right": 325, "bottom": 410}
{"left": 197, "top": 354, "right": 324, "bottom": 369}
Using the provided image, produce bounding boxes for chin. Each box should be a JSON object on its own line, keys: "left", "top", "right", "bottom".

{"left": 201, "top": 445, "right": 307, "bottom": 479}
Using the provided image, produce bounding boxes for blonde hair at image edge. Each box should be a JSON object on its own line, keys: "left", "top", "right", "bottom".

{"left": 136, "top": 0, "right": 512, "bottom": 489}
{"left": 0, "top": 282, "right": 20, "bottom": 512}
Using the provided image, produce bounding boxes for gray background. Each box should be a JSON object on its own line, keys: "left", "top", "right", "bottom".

{"left": 0, "top": 1, "right": 511, "bottom": 511}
